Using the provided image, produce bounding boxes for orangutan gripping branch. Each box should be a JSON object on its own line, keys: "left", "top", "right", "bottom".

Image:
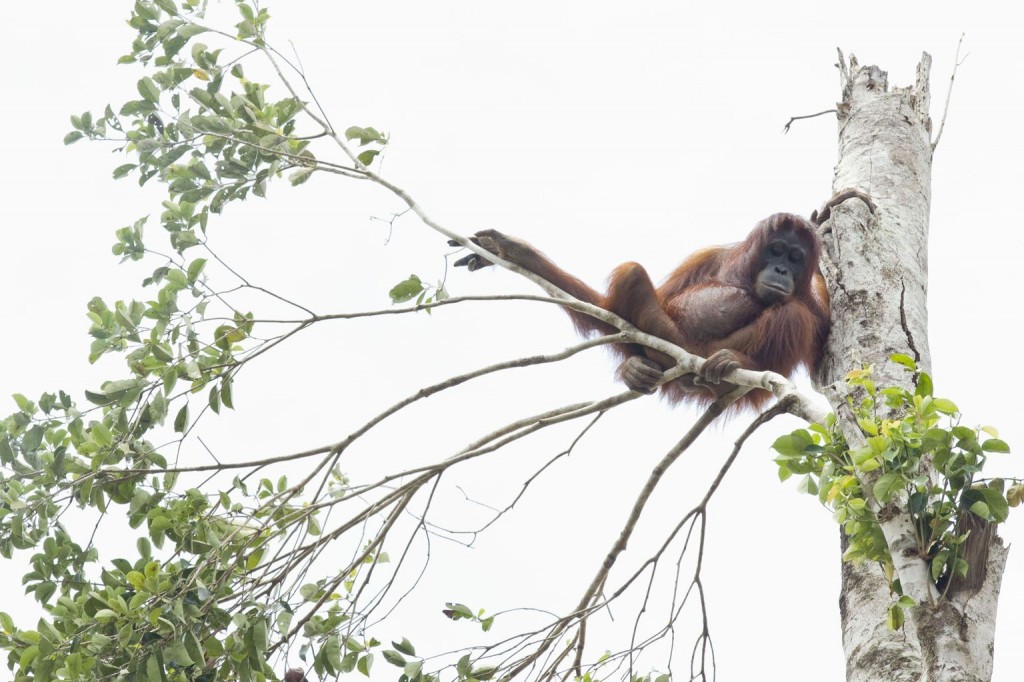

{"left": 451, "top": 213, "right": 830, "bottom": 410}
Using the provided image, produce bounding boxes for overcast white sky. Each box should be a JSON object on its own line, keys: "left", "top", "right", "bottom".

{"left": 1, "top": 1, "right": 1022, "bottom": 680}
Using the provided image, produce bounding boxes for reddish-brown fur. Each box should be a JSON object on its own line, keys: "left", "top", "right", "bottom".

{"left": 455, "top": 213, "right": 829, "bottom": 410}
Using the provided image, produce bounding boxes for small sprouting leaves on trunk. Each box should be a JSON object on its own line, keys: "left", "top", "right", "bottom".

{"left": 773, "top": 355, "right": 1018, "bottom": 627}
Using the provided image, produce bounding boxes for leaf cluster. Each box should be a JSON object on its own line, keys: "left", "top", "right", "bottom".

{"left": 389, "top": 274, "right": 450, "bottom": 310}
{"left": 773, "top": 355, "right": 1018, "bottom": 628}
{"left": 66, "top": 0, "right": 318, "bottom": 257}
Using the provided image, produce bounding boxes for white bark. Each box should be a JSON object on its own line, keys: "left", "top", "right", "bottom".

{"left": 816, "top": 52, "right": 1008, "bottom": 682}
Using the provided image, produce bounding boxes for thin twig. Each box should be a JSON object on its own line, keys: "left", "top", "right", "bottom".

{"left": 932, "top": 34, "right": 968, "bottom": 151}
{"left": 506, "top": 389, "right": 743, "bottom": 680}
{"left": 782, "top": 109, "right": 838, "bottom": 134}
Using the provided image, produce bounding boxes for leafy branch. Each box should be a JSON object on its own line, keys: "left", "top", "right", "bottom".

{"left": 1, "top": 3, "right": 849, "bottom": 682}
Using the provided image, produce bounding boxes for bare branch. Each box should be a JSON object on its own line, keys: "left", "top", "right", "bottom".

{"left": 506, "top": 390, "right": 742, "bottom": 680}
{"left": 932, "top": 33, "right": 968, "bottom": 151}
{"left": 782, "top": 108, "right": 838, "bottom": 133}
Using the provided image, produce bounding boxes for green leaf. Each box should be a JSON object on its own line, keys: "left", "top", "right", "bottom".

{"left": 245, "top": 547, "right": 264, "bottom": 569}
{"left": 472, "top": 666, "right": 497, "bottom": 680}
{"left": 771, "top": 430, "right": 813, "bottom": 457}
{"left": 152, "top": 342, "right": 174, "bottom": 363}
{"left": 22, "top": 425, "right": 45, "bottom": 452}
{"left": 849, "top": 446, "right": 874, "bottom": 465}
{"left": 357, "top": 149, "right": 380, "bottom": 166}
{"left": 969, "top": 501, "right": 990, "bottom": 518}
{"left": 981, "top": 438, "right": 1009, "bottom": 453}
{"left": 112, "top": 163, "right": 137, "bottom": 179}
{"left": 921, "top": 427, "right": 950, "bottom": 451}
{"left": 456, "top": 654, "right": 472, "bottom": 677}
{"left": 253, "top": 617, "right": 268, "bottom": 654}
{"left": 91, "top": 422, "right": 113, "bottom": 447}
{"left": 187, "top": 257, "right": 207, "bottom": 283}
{"left": 392, "top": 638, "right": 415, "bottom": 656}
{"left": 184, "top": 631, "right": 204, "bottom": 668}
{"left": 126, "top": 571, "right": 146, "bottom": 590}
{"left": 35, "top": 581, "right": 57, "bottom": 604}
{"left": 220, "top": 376, "right": 234, "bottom": 409}
{"left": 404, "top": 661, "right": 423, "bottom": 679}
{"left": 325, "top": 635, "right": 344, "bottom": 672}
{"left": 389, "top": 275, "right": 425, "bottom": 304}
{"left": 173, "top": 404, "right": 189, "bottom": 433}
{"left": 931, "top": 398, "right": 958, "bottom": 415}
{"left": 886, "top": 604, "right": 905, "bottom": 630}
{"left": 179, "top": 24, "right": 208, "bottom": 39}
{"left": 64, "top": 131, "right": 84, "bottom": 145}
{"left": 276, "top": 610, "right": 293, "bottom": 636}
{"left": 931, "top": 549, "right": 949, "bottom": 581}
{"left": 977, "top": 488, "right": 1010, "bottom": 523}
{"left": 857, "top": 418, "right": 878, "bottom": 436}
{"left": 154, "top": 0, "right": 179, "bottom": 15}
{"left": 357, "top": 653, "right": 374, "bottom": 677}
{"left": 12, "top": 393, "right": 34, "bottom": 412}
{"left": 345, "top": 126, "right": 386, "bottom": 146}
{"left": 796, "top": 475, "right": 818, "bottom": 495}
{"left": 289, "top": 167, "right": 315, "bottom": 186}
{"left": 859, "top": 457, "right": 881, "bottom": 472}
{"left": 908, "top": 491, "right": 928, "bottom": 515}
{"left": 0, "top": 437, "right": 14, "bottom": 464}
{"left": 19, "top": 646, "right": 39, "bottom": 670}
{"left": 165, "top": 640, "right": 194, "bottom": 666}
{"left": 382, "top": 650, "right": 406, "bottom": 666}
{"left": 951, "top": 425, "right": 975, "bottom": 441}
{"left": 445, "top": 602, "right": 474, "bottom": 619}
{"left": 914, "top": 372, "right": 933, "bottom": 397}
{"left": 872, "top": 472, "right": 904, "bottom": 503}
{"left": 138, "top": 77, "right": 161, "bottom": 103}
{"left": 890, "top": 353, "right": 916, "bottom": 370}
{"left": 214, "top": 324, "right": 246, "bottom": 350}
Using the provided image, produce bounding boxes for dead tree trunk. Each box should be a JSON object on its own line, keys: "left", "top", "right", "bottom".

{"left": 815, "top": 51, "right": 1008, "bottom": 682}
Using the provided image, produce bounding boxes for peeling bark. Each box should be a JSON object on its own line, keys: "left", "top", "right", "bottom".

{"left": 815, "top": 51, "right": 1007, "bottom": 681}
